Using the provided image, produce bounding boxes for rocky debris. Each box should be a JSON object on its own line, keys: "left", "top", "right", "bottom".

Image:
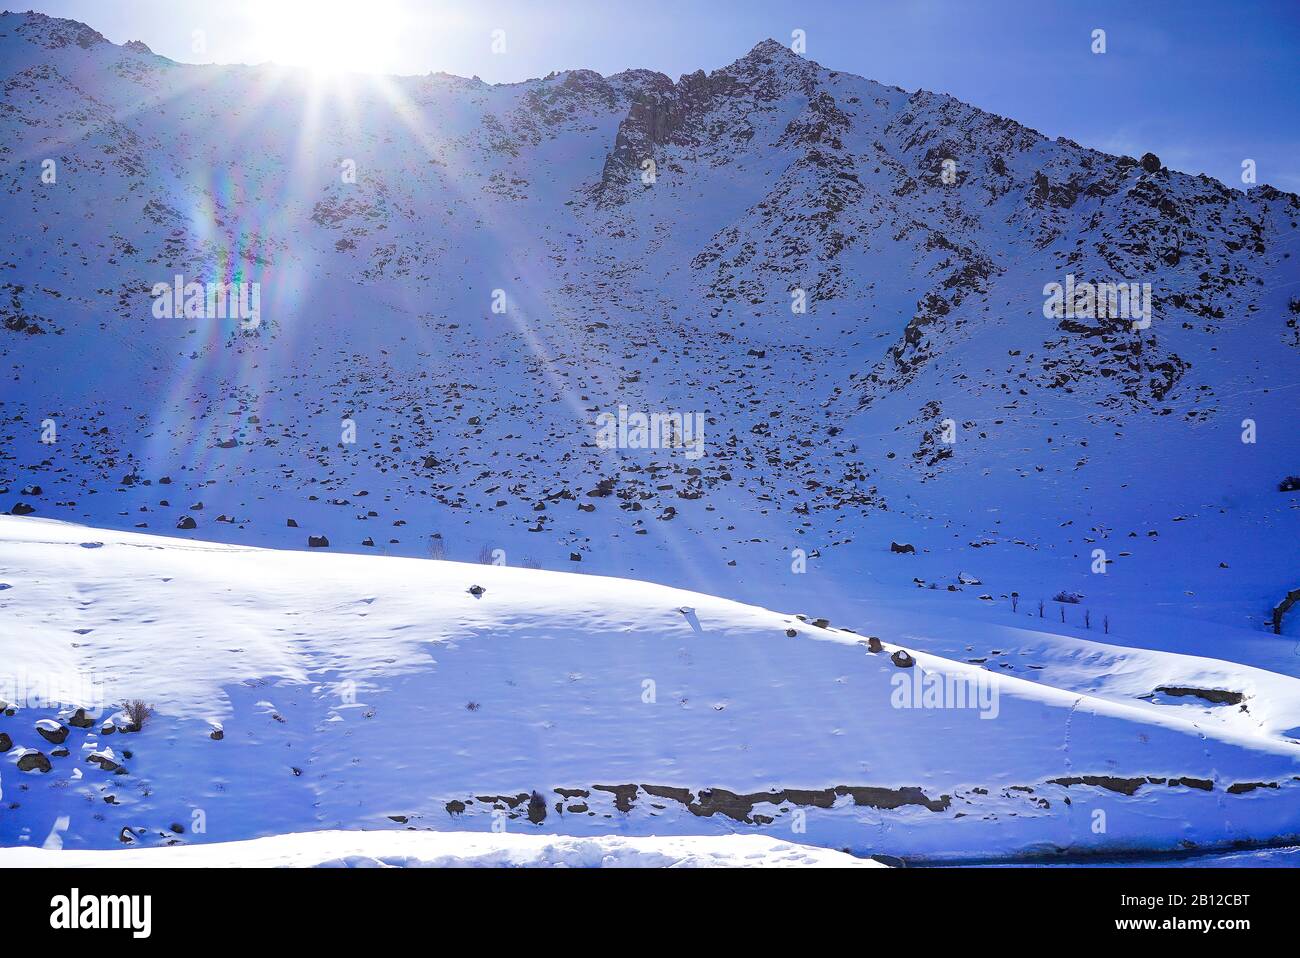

{"left": 1140, "top": 152, "right": 1162, "bottom": 173}
{"left": 867, "top": 636, "right": 884, "bottom": 653}
{"left": 468, "top": 584, "right": 485, "bottom": 597}
{"left": 891, "top": 650, "right": 916, "bottom": 668}
{"left": 308, "top": 535, "right": 329, "bottom": 547}
{"left": 175, "top": 515, "right": 197, "bottom": 530}
{"left": 0, "top": 731, "right": 11, "bottom": 750}
{"left": 890, "top": 541, "right": 916, "bottom": 554}
{"left": 67, "top": 707, "right": 94, "bottom": 729}
{"left": 10, "top": 501, "right": 35, "bottom": 515}
{"left": 209, "top": 726, "right": 224, "bottom": 740}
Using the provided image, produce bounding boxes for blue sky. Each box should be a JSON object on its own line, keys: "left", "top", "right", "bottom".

{"left": 17, "top": 0, "right": 1300, "bottom": 189}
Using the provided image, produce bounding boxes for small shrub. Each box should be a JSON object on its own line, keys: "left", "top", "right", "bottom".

{"left": 477, "top": 544, "right": 495, "bottom": 564}
{"left": 428, "top": 534, "right": 446, "bottom": 560}
{"left": 120, "top": 699, "right": 153, "bottom": 731}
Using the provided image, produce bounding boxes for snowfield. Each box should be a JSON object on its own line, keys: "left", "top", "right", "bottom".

{"left": 2, "top": 516, "right": 1298, "bottom": 864}
{"left": 0, "top": 829, "right": 878, "bottom": 868}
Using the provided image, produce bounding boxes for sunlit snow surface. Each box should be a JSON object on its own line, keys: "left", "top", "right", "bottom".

{"left": 2, "top": 517, "right": 1298, "bottom": 863}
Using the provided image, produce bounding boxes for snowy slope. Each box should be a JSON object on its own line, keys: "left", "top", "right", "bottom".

{"left": 0, "top": 12, "right": 1296, "bottom": 649}
{"left": 2, "top": 516, "right": 1298, "bottom": 863}
{"left": 0, "top": 830, "right": 880, "bottom": 868}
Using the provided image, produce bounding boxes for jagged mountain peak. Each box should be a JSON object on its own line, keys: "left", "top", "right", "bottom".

{"left": 0, "top": 9, "right": 107, "bottom": 50}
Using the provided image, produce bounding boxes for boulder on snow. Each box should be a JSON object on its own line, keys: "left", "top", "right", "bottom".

{"left": 890, "top": 541, "right": 916, "bottom": 554}
{"left": 87, "top": 749, "right": 124, "bottom": 773}
{"left": 176, "top": 515, "right": 197, "bottom": 530}
{"left": 527, "top": 790, "right": 548, "bottom": 824}
{"left": 308, "top": 535, "right": 329, "bottom": 547}
{"left": 468, "top": 584, "right": 485, "bottom": 597}
{"left": 891, "top": 650, "right": 916, "bottom": 668}
{"left": 1140, "top": 152, "right": 1162, "bottom": 173}
{"left": 36, "top": 719, "right": 68, "bottom": 745}
{"left": 68, "top": 707, "right": 95, "bottom": 728}
{"left": 17, "top": 750, "right": 52, "bottom": 773}
{"left": 10, "top": 502, "right": 35, "bottom": 516}
{"left": 0, "top": 731, "right": 11, "bottom": 750}
{"left": 867, "top": 636, "right": 884, "bottom": 653}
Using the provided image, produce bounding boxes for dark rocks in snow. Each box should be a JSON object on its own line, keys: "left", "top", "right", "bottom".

{"left": 528, "top": 790, "right": 548, "bottom": 824}
{"left": 0, "top": 731, "right": 10, "bottom": 750}
{"left": 785, "top": 628, "right": 798, "bottom": 637}
{"left": 362, "top": 536, "right": 375, "bottom": 547}
{"left": 209, "top": 727, "right": 224, "bottom": 740}
{"left": 10, "top": 502, "right": 35, "bottom": 515}
{"left": 1139, "top": 152, "right": 1162, "bottom": 173}
{"left": 891, "top": 650, "right": 916, "bottom": 668}
{"left": 287, "top": 518, "right": 298, "bottom": 527}
{"left": 569, "top": 552, "right": 581, "bottom": 561}
{"left": 468, "top": 584, "right": 485, "bottom": 597}
{"left": 18, "top": 751, "right": 52, "bottom": 773}
{"left": 890, "top": 541, "right": 916, "bottom": 554}
{"left": 36, "top": 721, "right": 68, "bottom": 745}
{"left": 1279, "top": 476, "right": 1300, "bottom": 492}
{"left": 867, "top": 636, "right": 884, "bottom": 653}
{"left": 175, "top": 515, "right": 197, "bottom": 530}
{"left": 308, "top": 535, "right": 329, "bottom": 547}
{"left": 88, "top": 752, "right": 124, "bottom": 773}
{"left": 20, "top": 484, "right": 41, "bottom": 495}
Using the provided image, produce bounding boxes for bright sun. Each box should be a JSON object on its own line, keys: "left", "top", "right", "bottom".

{"left": 252, "top": 0, "right": 407, "bottom": 76}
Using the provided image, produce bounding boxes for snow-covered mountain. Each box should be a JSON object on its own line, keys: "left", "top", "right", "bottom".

{"left": 1, "top": 12, "right": 1299, "bottom": 864}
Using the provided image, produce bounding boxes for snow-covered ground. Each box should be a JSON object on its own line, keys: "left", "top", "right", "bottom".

{"left": 0, "top": 829, "right": 876, "bottom": 868}
{"left": 2, "top": 516, "right": 1298, "bottom": 864}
